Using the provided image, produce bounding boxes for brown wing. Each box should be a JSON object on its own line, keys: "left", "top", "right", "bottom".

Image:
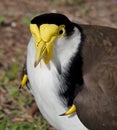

{"left": 74, "top": 25, "right": 117, "bottom": 130}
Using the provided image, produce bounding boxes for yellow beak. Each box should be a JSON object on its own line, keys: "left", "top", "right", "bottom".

{"left": 30, "top": 24, "right": 63, "bottom": 67}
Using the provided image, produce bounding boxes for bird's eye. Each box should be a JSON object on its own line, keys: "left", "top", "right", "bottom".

{"left": 58, "top": 29, "right": 64, "bottom": 35}
{"left": 58, "top": 25, "right": 65, "bottom": 37}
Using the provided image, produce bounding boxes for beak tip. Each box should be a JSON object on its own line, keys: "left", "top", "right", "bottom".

{"left": 59, "top": 113, "right": 66, "bottom": 116}
{"left": 34, "top": 61, "right": 38, "bottom": 68}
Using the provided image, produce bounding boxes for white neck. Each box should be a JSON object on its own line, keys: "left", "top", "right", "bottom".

{"left": 27, "top": 27, "right": 88, "bottom": 130}
{"left": 53, "top": 27, "right": 81, "bottom": 70}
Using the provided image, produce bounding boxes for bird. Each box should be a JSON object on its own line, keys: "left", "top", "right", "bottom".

{"left": 19, "top": 13, "right": 117, "bottom": 130}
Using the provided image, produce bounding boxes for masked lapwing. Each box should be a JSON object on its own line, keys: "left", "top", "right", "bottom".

{"left": 19, "top": 13, "right": 117, "bottom": 130}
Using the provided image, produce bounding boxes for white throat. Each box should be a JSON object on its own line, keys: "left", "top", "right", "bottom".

{"left": 27, "top": 27, "right": 88, "bottom": 130}
{"left": 54, "top": 27, "right": 81, "bottom": 69}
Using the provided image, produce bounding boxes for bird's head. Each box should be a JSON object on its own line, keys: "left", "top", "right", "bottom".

{"left": 30, "top": 13, "right": 76, "bottom": 67}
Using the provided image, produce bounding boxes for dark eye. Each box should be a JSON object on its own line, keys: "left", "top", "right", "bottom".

{"left": 58, "top": 25, "right": 65, "bottom": 37}
{"left": 58, "top": 29, "right": 64, "bottom": 35}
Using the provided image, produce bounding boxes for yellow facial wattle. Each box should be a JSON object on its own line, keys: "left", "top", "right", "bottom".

{"left": 30, "top": 23, "right": 65, "bottom": 67}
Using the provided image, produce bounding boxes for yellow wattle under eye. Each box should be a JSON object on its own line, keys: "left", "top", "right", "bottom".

{"left": 30, "top": 23, "right": 66, "bottom": 67}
